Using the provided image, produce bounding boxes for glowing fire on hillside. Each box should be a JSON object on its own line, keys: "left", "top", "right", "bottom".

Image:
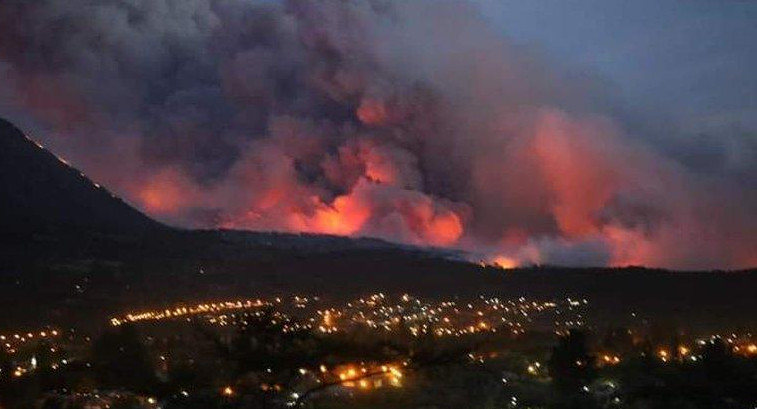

{"left": 1, "top": 0, "right": 755, "bottom": 270}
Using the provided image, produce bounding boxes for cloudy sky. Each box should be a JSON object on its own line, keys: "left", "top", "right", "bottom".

{"left": 479, "top": 0, "right": 757, "bottom": 191}
{"left": 481, "top": 0, "right": 757, "bottom": 127}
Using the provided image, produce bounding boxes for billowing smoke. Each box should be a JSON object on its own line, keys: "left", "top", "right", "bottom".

{"left": 0, "top": 0, "right": 755, "bottom": 269}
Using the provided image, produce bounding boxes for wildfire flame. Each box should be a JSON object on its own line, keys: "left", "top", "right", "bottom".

{"left": 2, "top": 0, "right": 754, "bottom": 270}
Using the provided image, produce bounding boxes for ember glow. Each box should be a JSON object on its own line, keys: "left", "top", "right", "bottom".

{"left": 0, "top": 0, "right": 755, "bottom": 269}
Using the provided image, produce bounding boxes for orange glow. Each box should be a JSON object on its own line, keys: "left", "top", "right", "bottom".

{"left": 311, "top": 195, "right": 371, "bottom": 236}
{"left": 530, "top": 111, "right": 619, "bottom": 237}
{"left": 492, "top": 256, "right": 518, "bottom": 269}
{"left": 602, "top": 225, "right": 652, "bottom": 267}
{"left": 139, "top": 186, "right": 178, "bottom": 214}
{"left": 364, "top": 160, "right": 399, "bottom": 185}
{"left": 256, "top": 187, "right": 288, "bottom": 211}
{"left": 601, "top": 354, "right": 621, "bottom": 365}
{"left": 116, "top": 107, "right": 756, "bottom": 271}
{"left": 425, "top": 211, "right": 464, "bottom": 246}
{"left": 357, "top": 98, "right": 389, "bottom": 126}
{"left": 334, "top": 363, "right": 403, "bottom": 390}
{"left": 137, "top": 169, "right": 190, "bottom": 215}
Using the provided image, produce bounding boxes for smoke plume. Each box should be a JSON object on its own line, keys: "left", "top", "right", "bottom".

{"left": 0, "top": 0, "right": 755, "bottom": 269}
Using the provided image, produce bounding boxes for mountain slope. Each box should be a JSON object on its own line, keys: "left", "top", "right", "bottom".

{"left": 0, "top": 118, "right": 162, "bottom": 235}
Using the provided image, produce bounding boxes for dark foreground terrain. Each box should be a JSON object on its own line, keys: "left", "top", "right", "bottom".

{"left": 1, "top": 225, "right": 757, "bottom": 332}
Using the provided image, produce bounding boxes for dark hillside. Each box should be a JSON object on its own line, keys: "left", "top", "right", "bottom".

{"left": 0, "top": 118, "right": 161, "bottom": 235}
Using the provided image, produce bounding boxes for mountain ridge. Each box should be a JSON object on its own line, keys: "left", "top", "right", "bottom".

{"left": 0, "top": 117, "right": 164, "bottom": 236}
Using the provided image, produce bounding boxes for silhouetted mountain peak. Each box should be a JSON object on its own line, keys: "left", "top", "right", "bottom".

{"left": 0, "top": 118, "right": 162, "bottom": 235}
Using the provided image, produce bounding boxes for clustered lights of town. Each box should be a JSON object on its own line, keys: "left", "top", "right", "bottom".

{"left": 3, "top": 294, "right": 757, "bottom": 407}
{"left": 1, "top": 0, "right": 757, "bottom": 408}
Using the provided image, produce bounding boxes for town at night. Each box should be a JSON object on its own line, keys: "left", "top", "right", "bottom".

{"left": 1, "top": 1, "right": 757, "bottom": 408}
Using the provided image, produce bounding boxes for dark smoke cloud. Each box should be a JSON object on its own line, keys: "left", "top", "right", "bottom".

{"left": 0, "top": 0, "right": 755, "bottom": 269}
